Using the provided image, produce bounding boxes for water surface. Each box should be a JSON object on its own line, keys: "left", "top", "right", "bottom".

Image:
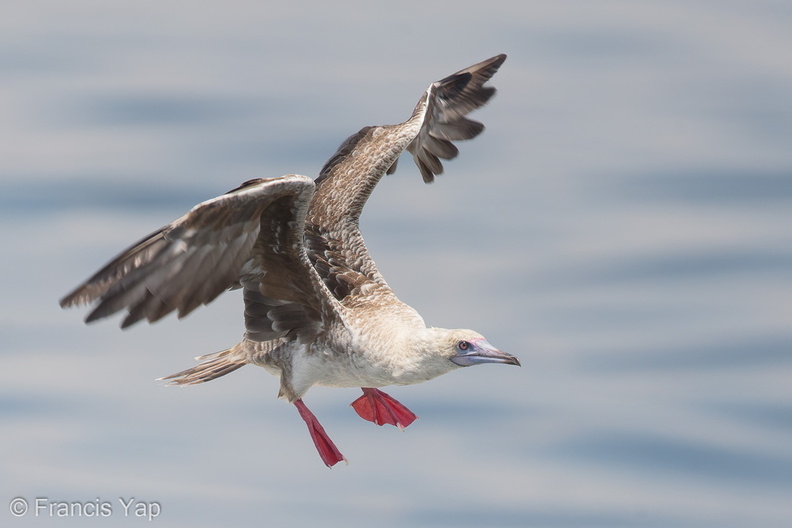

{"left": 2, "top": 1, "right": 791, "bottom": 527}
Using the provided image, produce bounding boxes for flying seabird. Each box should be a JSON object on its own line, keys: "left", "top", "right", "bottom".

{"left": 60, "top": 54, "right": 518, "bottom": 467}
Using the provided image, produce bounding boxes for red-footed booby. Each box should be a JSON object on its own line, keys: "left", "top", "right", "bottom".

{"left": 60, "top": 54, "right": 518, "bottom": 467}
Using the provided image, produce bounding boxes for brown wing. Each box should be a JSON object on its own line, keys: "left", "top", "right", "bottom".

{"left": 407, "top": 53, "right": 507, "bottom": 183}
{"left": 60, "top": 175, "right": 336, "bottom": 342}
{"left": 306, "top": 54, "right": 507, "bottom": 303}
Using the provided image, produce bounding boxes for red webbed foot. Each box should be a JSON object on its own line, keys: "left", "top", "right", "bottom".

{"left": 350, "top": 388, "right": 418, "bottom": 429}
{"left": 294, "top": 399, "right": 347, "bottom": 468}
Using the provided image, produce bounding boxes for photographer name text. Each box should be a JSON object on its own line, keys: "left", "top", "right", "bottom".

{"left": 9, "top": 496, "right": 160, "bottom": 521}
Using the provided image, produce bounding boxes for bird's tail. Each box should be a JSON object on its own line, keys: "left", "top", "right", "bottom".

{"left": 158, "top": 344, "right": 247, "bottom": 386}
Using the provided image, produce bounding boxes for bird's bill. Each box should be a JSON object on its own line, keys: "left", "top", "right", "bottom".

{"left": 450, "top": 338, "right": 521, "bottom": 367}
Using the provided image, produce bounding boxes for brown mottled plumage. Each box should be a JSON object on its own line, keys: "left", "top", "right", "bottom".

{"left": 61, "top": 55, "right": 518, "bottom": 467}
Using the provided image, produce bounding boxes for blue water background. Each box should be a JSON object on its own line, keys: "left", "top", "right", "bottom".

{"left": 2, "top": 1, "right": 791, "bottom": 526}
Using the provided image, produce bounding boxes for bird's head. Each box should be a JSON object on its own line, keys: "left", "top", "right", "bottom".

{"left": 420, "top": 328, "right": 520, "bottom": 372}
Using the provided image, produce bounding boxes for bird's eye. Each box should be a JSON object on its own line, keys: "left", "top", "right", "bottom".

{"left": 457, "top": 340, "right": 470, "bottom": 351}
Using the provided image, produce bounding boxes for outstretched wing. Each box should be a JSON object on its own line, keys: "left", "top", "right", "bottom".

{"left": 306, "top": 54, "right": 506, "bottom": 303}
{"left": 60, "top": 175, "right": 336, "bottom": 342}
{"left": 406, "top": 53, "right": 506, "bottom": 183}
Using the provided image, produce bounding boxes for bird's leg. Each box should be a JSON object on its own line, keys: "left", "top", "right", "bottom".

{"left": 350, "top": 388, "right": 418, "bottom": 430}
{"left": 294, "top": 399, "right": 347, "bottom": 468}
